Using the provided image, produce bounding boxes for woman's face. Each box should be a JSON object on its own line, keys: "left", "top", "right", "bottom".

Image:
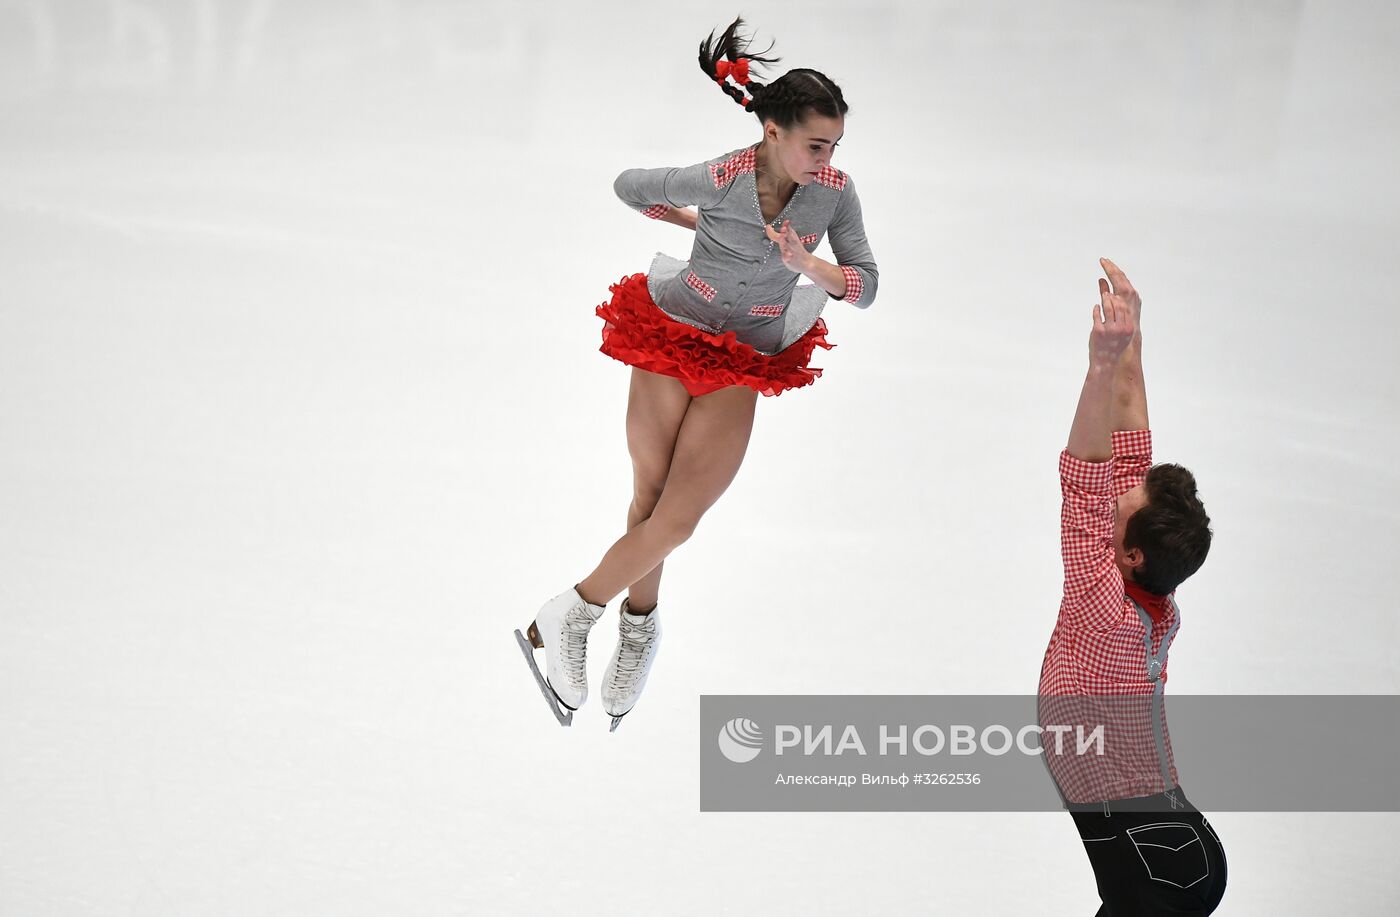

{"left": 763, "top": 113, "right": 845, "bottom": 185}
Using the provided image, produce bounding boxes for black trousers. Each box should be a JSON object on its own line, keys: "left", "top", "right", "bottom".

{"left": 1069, "top": 786, "right": 1227, "bottom": 916}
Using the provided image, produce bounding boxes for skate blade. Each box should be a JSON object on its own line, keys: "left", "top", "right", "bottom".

{"left": 609, "top": 715, "right": 624, "bottom": 733}
{"left": 513, "top": 628, "right": 572, "bottom": 727}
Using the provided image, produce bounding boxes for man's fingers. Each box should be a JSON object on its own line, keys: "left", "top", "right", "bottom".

{"left": 1108, "top": 294, "right": 1126, "bottom": 329}
{"left": 1100, "top": 257, "right": 1134, "bottom": 295}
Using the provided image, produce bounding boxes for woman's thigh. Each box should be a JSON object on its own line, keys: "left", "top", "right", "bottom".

{"left": 625, "top": 369, "right": 692, "bottom": 496}
{"left": 649, "top": 384, "right": 758, "bottom": 528}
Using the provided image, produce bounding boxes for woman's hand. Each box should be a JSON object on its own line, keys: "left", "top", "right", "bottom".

{"left": 764, "top": 219, "right": 813, "bottom": 273}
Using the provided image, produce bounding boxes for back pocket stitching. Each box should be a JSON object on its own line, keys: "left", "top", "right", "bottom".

{"left": 1126, "top": 822, "right": 1208, "bottom": 889}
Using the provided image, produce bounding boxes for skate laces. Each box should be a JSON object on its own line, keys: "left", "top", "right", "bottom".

{"left": 608, "top": 615, "right": 656, "bottom": 689}
{"left": 559, "top": 603, "right": 597, "bottom": 691}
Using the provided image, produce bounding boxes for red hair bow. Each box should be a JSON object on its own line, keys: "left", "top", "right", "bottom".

{"left": 715, "top": 57, "right": 750, "bottom": 85}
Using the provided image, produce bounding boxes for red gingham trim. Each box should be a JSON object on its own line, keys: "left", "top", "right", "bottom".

{"left": 810, "top": 166, "right": 847, "bottom": 191}
{"left": 748, "top": 303, "right": 784, "bottom": 317}
{"left": 640, "top": 204, "right": 669, "bottom": 220}
{"left": 839, "top": 265, "right": 863, "bottom": 302}
{"left": 708, "top": 147, "right": 757, "bottom": 189}
{"left": 685, "top": 271, "right": 717, "bottom": 302}
{"left": 799, "top": 233, "right": 819, "bottom": 245}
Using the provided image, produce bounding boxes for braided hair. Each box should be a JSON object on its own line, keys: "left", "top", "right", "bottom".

{"left": 699, "top": 16, "right": 849, "bottom": 129}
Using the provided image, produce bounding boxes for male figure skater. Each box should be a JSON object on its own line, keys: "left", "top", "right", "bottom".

{"left": 1038, "top": 259, "right": 1226, "bottom": 915}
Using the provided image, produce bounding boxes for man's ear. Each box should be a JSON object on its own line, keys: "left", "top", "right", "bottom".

{"left": 1123, "top": 547, "right": 1145, "bottom": 574}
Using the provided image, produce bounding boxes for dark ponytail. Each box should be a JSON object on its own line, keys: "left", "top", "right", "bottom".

{"left": 699, "top": 16, "right": 849, "bottom": 129}
{"left": 698, "top": 17, "right": 779, "bottom": 111}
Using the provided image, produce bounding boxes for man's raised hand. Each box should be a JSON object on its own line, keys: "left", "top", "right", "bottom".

{"left": 1099, "top": 257, "right": 1142, "bottom": 338}
{"left": 1089, "top": 273, "right": 1137, "bottom": 367}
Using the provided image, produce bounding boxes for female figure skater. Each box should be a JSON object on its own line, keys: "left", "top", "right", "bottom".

{"left": 514, "top": 17, "right": 878, "bottom": 729}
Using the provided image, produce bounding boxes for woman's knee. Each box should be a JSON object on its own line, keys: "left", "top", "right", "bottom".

{"left": 648, "top": 507, "right": 701, "bottom": 548}
{"left": 631, "top": 471, "right": 667, "bottom": 518}
{"left": 631, "top": 488, "right": 664, "bottom": 523}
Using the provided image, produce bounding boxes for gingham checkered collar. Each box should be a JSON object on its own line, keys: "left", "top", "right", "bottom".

{"left": 709, "top": 145, "right": 758, "bottom": 189}
{"left": 709, "top": 143, "right": 847, "bottom": 194}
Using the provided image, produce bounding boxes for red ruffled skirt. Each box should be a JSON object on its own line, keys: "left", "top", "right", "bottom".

{"left": 596, "top": 272, "right": 834, "bottom": 397}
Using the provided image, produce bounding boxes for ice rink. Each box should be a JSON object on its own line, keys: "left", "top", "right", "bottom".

{"left": 2, "top": 0, "right": 1397, "bottom": 913}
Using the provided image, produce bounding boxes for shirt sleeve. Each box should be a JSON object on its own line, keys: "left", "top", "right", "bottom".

{"left": 1059, "top": 450, "right": 1126, "bottom": 631}
{"left": 826, "top": 174, "right": 878, "bottom": 308}
{"left": 613, "top": 161, "right": 721, "bottom": 219}
{"left": 1110, "top": 429, "right": 1153, "bottom": 498}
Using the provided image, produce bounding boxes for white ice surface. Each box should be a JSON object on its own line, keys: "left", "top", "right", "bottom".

{"left": 1, "top": 1, "right": 1397, "bottom": 914}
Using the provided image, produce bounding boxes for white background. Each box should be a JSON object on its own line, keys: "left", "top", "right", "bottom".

{"left": 2, "top": 0, "right": 1396, "bottom": 913}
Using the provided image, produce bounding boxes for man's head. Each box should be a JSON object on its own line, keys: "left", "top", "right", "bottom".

{"left": 1113, "top": 464, "right": 1212, "bottom": 595}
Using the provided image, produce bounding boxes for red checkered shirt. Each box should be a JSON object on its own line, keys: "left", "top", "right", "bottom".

{"left": 1038, "top": 429, "right": 1180, "bottom": 803}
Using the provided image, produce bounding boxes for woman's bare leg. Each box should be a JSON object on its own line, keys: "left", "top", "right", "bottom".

{"left": 576, "top": 383, "right": 758, "bottom": 605}
{"left": 621, "top": 368, "right": 692, "bottom": 611}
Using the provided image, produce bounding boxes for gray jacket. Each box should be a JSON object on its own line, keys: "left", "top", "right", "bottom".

{"left": 614, "top": 144, "right": 878, "bottom": 354}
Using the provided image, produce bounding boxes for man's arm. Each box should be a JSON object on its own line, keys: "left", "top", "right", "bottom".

{"left": 1105, "top": 258, "right": 1148, "bottom": 433}
{"left": 1067, "top": 279, "right": 1137, "bottom": 461}
{"left": 1060, "top": 269, "right": 1137, "bottom": 629}
{"left": 1101, "top": 258, "right": 1152, "bottom": 494}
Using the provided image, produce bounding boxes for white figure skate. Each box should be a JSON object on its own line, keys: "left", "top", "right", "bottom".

{"left": 514, "top": 587, "right": 605, "bottom": 726}
{"left": 602, "top": 599, "right": 662, "bottom": 732}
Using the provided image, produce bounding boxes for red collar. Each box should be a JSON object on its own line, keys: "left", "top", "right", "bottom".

{"left": 1124, "top": 580, "right": 1173, "bottom": 623}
